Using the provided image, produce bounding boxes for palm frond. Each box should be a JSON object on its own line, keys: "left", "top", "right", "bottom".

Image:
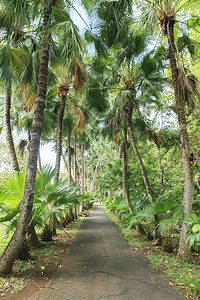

{"left": 177, "top": 65, "right": 200, "bottom": 109}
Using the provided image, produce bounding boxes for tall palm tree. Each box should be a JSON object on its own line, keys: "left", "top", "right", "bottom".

{"left": 0, "top": 0, "right": 54, "bottom": 275}
{"left": 104, "top": 32, "right": 165, "bottom": 231}
{"left": 0, "top": 3, "right": 30, "bottom": 173}
{"left": 122, "top": 110, "right": 133, "bottom": 213}
{"left": 143, "top": 0, "right": 199, "bottom": 259}
{"left": 0, "top": 0, "right": 89, "bottom": 274}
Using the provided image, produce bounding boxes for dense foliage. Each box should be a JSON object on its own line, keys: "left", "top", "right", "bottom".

{"left": 0, "top": 0, "right": 199, "bottom": 285}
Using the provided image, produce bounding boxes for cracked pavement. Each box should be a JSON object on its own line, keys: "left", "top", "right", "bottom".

{"left": 29, "top": 203, "right": 186, "bottom": 300}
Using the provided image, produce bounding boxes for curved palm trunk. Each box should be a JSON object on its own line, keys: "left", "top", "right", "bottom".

{"left": 127, "top": 102, "right": 159, "bottom": 238}
{"left": 122, "top": 116, "right": 133, "bottom": 213}
{"left": 0, "top": 3, "right": 53, "bottom": 276}
{"left": 61, "top": 151, "right": 74, "bottom": 181}
{"left": 50, "top": 94, "right": 66, "bottom": 235}
{"left": 4, "top": 83, "right": 20, "bottom": 173}
{"left": 167, "top": 21, "right": 193, "bottom": 259}
{"left": 127, "top": 103, "right": 154, "bottom": 202}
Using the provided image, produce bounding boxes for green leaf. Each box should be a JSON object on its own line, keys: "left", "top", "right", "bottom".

{"left": 192, "top": 224, "right": 200, "bottom": 233}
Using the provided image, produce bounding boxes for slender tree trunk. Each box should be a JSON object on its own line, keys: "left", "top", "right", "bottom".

{"left": 4, "top": 83, "right": 20, "bottom": 173}
{"left": 38, "top": 146, "right": 42, "bottom": 173}
{"left": 122, "top": 116, "right": 133, "bottom": 213}
{"left": 61, "top": 152, "right": 74, "bottom": 181}
{"left": 62, "top": 151, "right": 68, "bottom": 170}
{"left": 167, "top": 20, "right": 193, "bottom": 259}
{"left": 84, "top": 149, "right": 86, "bottom": 191}
{"left": 81, "top": 145, "right": 85, "bottom": 193}
{"left": 55, "top": 95, "right": 66, "bottom": 181}
{"left": 90, "top": 156, "right": 101, "bottom": 193}
{"left": 73, "top": 137, "right": 79, "bottom": 217}
{"left": 158, "top": 148, "right": 165, "bottom": 190}
{"left": 86, "top": 166, "right": 89, "bottom": 191}
{"left": 74, "top": 135, "right": 77, "bottom": 182}
{"left": 50, "top": 94, "right": 66, "bottom": 235}
{"left": 76, "top": 156, "right": 81, "bottom": 185}
{"left": 128, "top": 126, "right": 154, "bottom": 203}
{"left": 127, "top": 101, "right": 158, "bottom": 237}
{"left": 0, "top": 3, "right": 53, "bottom": 276}
{"left": 68, "top": 135, "right": 72, "bottom": 184}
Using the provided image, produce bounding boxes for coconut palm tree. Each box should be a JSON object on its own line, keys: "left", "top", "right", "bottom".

{"left": 0, "top": 0, "right": 55, "bottom": 276}
{"left": 0, "top": 2, "right": 31, "bottom": 173}
{"left": 0, "top": 0, "right": 90, "bottom": 274}
{"left": 142, "top": 0, "right": 199, "bottom": 259}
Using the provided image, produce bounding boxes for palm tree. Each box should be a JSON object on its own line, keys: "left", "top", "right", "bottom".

{"left": 122, "top": 110, "right": 133, "bottom": 213}
{"left": 0, "top": 0, "right": 54, "bottom": 275}
{"left": 0, "top": 0, "right": 89, "bottom": 274}
{"left": 143, "top": 0, "right": 199, "bottom": 259}
{"left": 102, "top": 31, "right": 165, "bottom": 235}
{"left": 0, "top": 4, "right": 30, "bottom": 173}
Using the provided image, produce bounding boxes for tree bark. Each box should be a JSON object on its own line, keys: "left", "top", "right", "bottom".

{"left": 54, "top": 94, "right": 66, "bottom": 182}
{"left": 38, "top": 146, "right": 42, "bottom": 173}
{"left": 61, "top": 151, "right": 74, "bottom": 181}
{"left": 0, "top": 3, "right": 53, "bottom": 276}
{"left": 28, "top": 223, "right": 41, "bottom": 248}
{"left": 4, "top": 83, "right": 20, "bottom": 173}
{"left": 68, "top": 135, "right": 72, "bottom": 184}
{"left": 128, "top": 121, "right": 154, "bottom": 203}
{"left": 167, "top": 20, "right": 193, "bottom": 259}
{"left": 50, "top": 94, "right": 66, "bottom": 235}
{"left": 74, "top": 135, "right": 77, "bottom": 182}
{"left": 81, "top": 144, "right": 85, "bottom": 193}
{"left": 126, "top": 101, "right": 159, "bottom": 238}
{"left": 122, "top": 115, "right": 133, "bottom": 213}
{"left": 90, "top": 156, "right": 101, "bottom": 193}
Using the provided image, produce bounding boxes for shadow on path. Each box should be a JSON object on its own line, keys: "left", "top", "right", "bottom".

{"left": 29, "top": 203, "right": 186, "bottom": 300}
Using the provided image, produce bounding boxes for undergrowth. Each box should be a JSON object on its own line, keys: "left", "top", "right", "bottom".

{"left": 106, "top": 209, "right": 200, "bottom": 300}
{"left": 0, "top": 216, "right": 85, "bottom": 297}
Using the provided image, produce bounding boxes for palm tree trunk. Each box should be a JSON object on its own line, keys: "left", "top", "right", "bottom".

{"left": 68, "top": 135, "right": 72, "bottom": 184}
{"left": 61, "top": 152, "right": 74, "bottom": 181}
{"left": 74, "top": 135, "right": 77, "bottom": 182}
{"left": 0, "top": 3, "right": 53, "bottom": 276}
{"left": 4, "top": 83, "right": 20, "bottom": 173}
{"left": 122, "top": 116, "right": 133, "bottom": 213}
{"left": 55, "top": 95, "right": 66, "bottom": 181}
{"left": 28, "top": 223, "right": 41, "bottom": 248}
{"left": 38, "top": 146, "right": 42, "bottom": 173}
{"left": 128, "top": 126, "right": 154, "bottom": 203}
{"left": 167, "top": 20, "right": 193, "bottom": 259}
{"left": 127, "top": 101, "right": 159, "bottom": 237}
{"left": 158, "top": 148, "right": 165, "bottom": 190}
{"left": 90, "top": 156, "right": 101, "bottom": 193}
{"left": 50, "top": 94, "right": 66, "bottom": 235}
{"left": 81, "top": 144, "right": 85, "bottom": 193}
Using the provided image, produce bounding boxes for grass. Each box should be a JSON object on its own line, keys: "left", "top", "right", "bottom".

{"left": 106, "top": 209, "right": 200, "bottom": 300}
{"left": 0, "top": 216, "right": 85, "bottom": 297}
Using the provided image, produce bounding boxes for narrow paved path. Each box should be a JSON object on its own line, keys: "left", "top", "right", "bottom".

{"left": 29, "top": 204, "right": 185, "bottom": 300}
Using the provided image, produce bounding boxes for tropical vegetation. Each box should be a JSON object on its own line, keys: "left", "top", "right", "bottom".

{"left": 0, "top": 0, "right": 199, "bottom": 297}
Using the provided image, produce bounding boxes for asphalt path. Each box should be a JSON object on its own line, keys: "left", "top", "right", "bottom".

{"left": 29, "top": 203, "right": 186, "bottom": 300}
